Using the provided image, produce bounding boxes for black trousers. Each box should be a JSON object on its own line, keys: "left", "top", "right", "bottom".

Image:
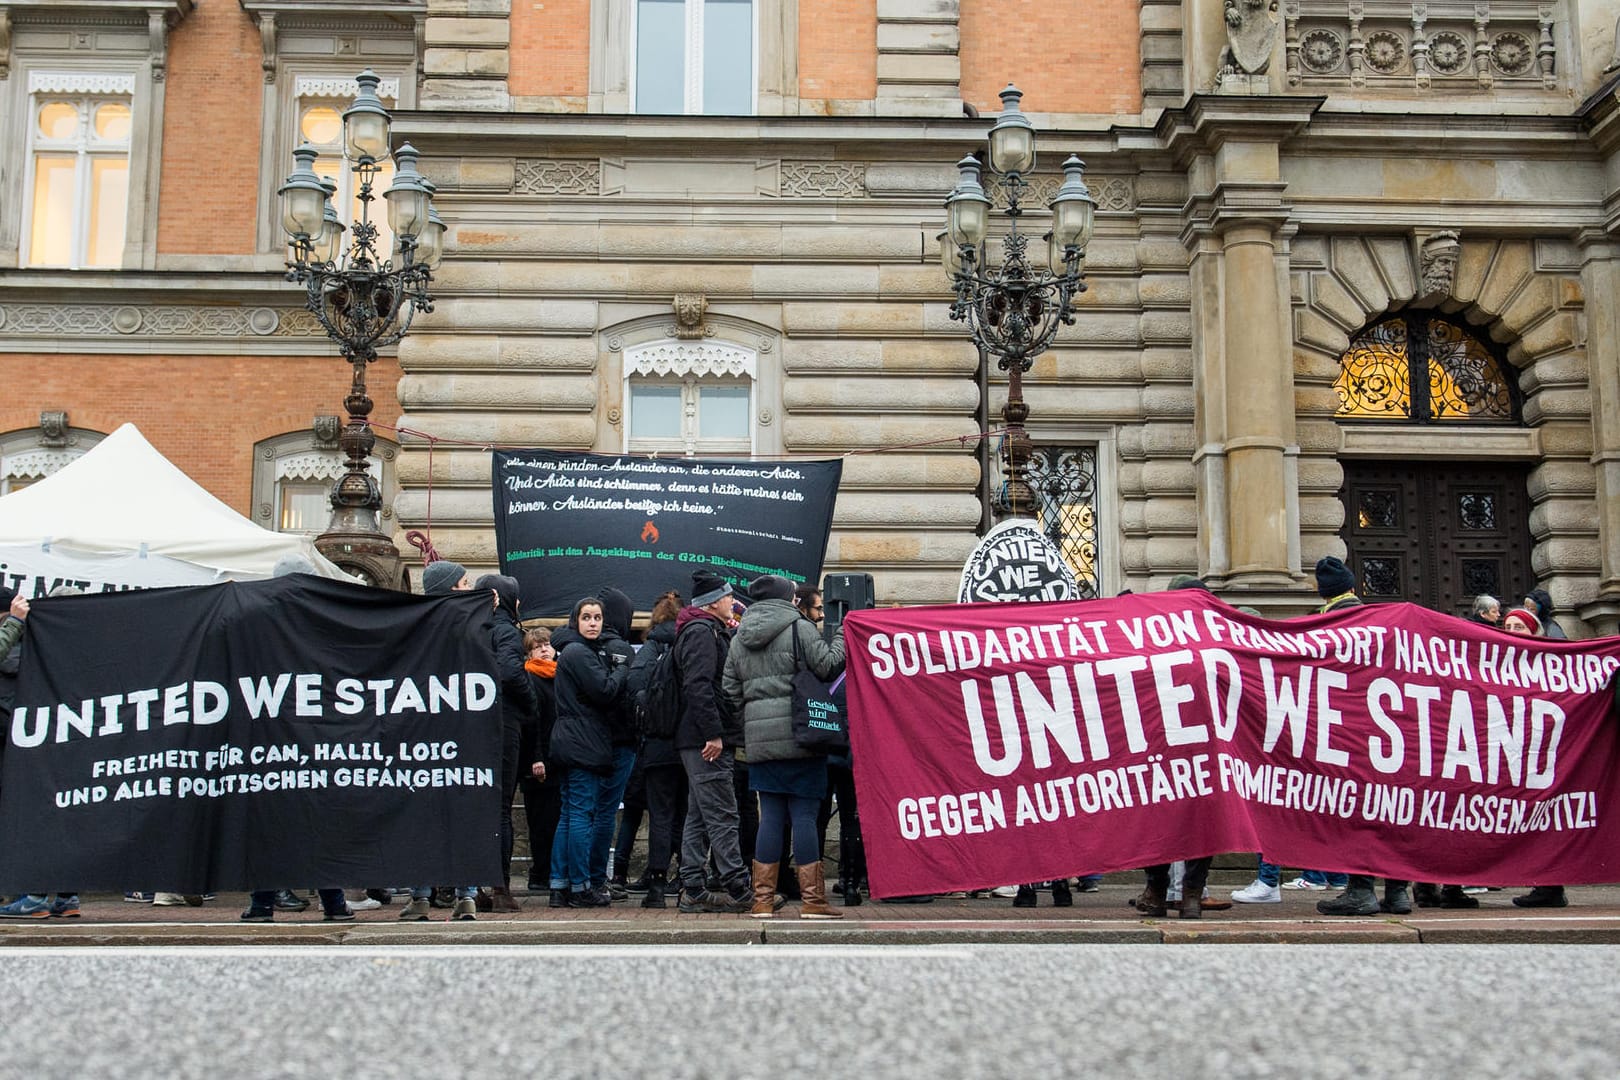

{"left": 520, "top": 776, "right": 561, "bottom": 886}
{"left": 1348, "top": 874, "right": 1410, "bottom": 892}
{"left": 499, "top": 715, "right": 522, "bottom": 882}
{"left": 642, "top": 763, "right": 685, "bottom": 877}
{"left": 1146, "top": 857, "right": 1212, "bottom": 898}
{"left": 612, "top": 756, "right": 649, "bottom": 878}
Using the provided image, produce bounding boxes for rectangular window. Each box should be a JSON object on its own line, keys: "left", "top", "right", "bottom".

{"left": 1026, "top": 445, "right": 1101, "bottom": 599}
{"left": 278, "top": 482, "right": 332, "bottom": 534}
{"left": 634, "top": 0, "right": 755, "bottom": 115}
{"left": 25, "top": 94, "right": 132, "bottom": 268}
{"left": 628, "top": 379, "right": 752, "bottom": 455}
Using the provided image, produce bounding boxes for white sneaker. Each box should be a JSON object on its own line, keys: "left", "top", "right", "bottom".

{"left": 151, "top": 892, "right": 187, "bottom": 906}
{"left": 1231, "top": 880, "right": 1282, "bottom": 904}
{"left": 1281, "top": 878, "right": 1328, "bottom": 891}
{"left": 989, "top": 885, "right": 1019, "bottom": 898}
{"left": 347, "top": 896, "right": 383, "bottom": 911}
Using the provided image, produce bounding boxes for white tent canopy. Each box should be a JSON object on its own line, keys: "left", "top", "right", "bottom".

{"left": 0, "top": 422, "right": 351, "bottom": 594}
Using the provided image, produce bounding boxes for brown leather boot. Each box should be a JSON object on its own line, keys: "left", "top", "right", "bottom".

{"left": 490, "top": 886, "right": 523, "bottom": 913}
{"left": 1131, "top": 886, "right": 1168, "bottom": 917}
{"left": 797, "top": 861, "right": 844, "bottom": 919}
{"left": 750, "top": 860, "right": 779, "bottom": 918}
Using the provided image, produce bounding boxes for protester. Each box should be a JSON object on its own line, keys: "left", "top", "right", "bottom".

{"left": 674, "top": 570, "right": 751, "bottom": 913}
{"left": 475, "top": 573, "right": 540, "bottom": 913}
{"left": 801, "top": 583, "right": 864, "bottom": 906}
{"left": 723, "top": 574, "right": 847, "bottom": 919}
{"left": 1468, "top": 594, "right": 1501, "bottom": 625}
{"left": 588, "top": 587, "right": 639, "bottom": 900}
{"left": 1524, "top": 588, "right": 1566, "bottom": 639}
{"left": 1311, "top": 557, "right": 1412, "bottom": 917}
{"left": 1502, "top": 607, "right": 1541, "bottom": 635}
{"left": 623, "top": 590, "right": 687, "bottom": 909}
{"left": 520, "top": 628, "right": 560, "bottom": 893}
{"left": 548, "top": 595, "right": 630, "bottom": 907}
{"left": 401, "top": 560, "right": 480, "bottom": 922}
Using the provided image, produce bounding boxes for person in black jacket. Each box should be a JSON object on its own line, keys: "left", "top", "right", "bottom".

{"left": 548, "top": 596, "right": 629, "bottom": 907}
{"left": 521, "top": 628, "right": 560, "bottom": 894}
{"left": 673, "top": 570, "right": 750, "bottom": 913}
{"left": 587, "top": 587, "right": 638, "bottom": 897}
{"left": 619, "top": 590, "right": 686, "bottom": 908}
{"left": 475, "top": 574, "right": 540, "bottom": 912}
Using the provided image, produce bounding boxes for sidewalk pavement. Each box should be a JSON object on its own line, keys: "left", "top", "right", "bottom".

{"left": 5, "top": 884, "right": 1619, "bottom": 947}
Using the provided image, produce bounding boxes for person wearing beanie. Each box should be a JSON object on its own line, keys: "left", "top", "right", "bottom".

{"left": 588, "top": 586, "right": 639, "bottom": 899}
{"left": 421, "top": 560, "right": 470, "bottom": 596}
{"left": 672, "top": 569, "right": 750, "bottom": 913}
{"left": 746, "top": 574, "right": 796, "bottom": 603}
{"left": 1501, "top": 608, "right": 1542, "bottom": 636}
{"left": 473, "top": 574, "right": 540, "bottom": 914}
{"left": 1314, "top": 556, "right": 1360, "bottom": 612}
{"left": 1522, "top": 588, "right": 1566, "bottom": 640}
{"left": 272, "top": 552, "right": 317, "bottom": 578}
{"left": 1167, "top": 573, "right": 1212, "bottom": 592}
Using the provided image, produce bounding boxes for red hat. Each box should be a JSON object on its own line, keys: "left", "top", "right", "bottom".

{"left": 1502, "top": 607, "right": 1542, "bottom": 635}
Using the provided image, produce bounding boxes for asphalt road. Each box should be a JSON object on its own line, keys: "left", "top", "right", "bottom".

{"left": 3, "top": 944, "right": 1614, "bottom": 1077}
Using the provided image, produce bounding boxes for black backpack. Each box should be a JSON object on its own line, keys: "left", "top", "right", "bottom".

{"left": 630, "top": 635, "right": 681, "bottom": 740}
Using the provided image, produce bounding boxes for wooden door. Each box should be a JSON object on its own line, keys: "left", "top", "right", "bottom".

{"left": 1339, "top": 462, "right": 1533, "bottom": 615}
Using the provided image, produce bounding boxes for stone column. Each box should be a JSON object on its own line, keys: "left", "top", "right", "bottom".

{"left": 1175, "top": 97, "right": 1316, "bottom": 599}
{"left": 1577, "top": 235, "right": 1620, "bottom": 633}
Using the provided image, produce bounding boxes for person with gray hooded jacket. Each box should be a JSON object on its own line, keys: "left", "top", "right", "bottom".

{"left": 722, "top": 574, "right": 846, "bottom": 918}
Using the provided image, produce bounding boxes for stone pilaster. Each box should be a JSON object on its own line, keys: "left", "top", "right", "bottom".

{"left": 875, "top": 0, "right": 960, "bottom": 118}
{"left": 419, "top": 0, "right": 510, "bottom": 110}
{"left": 1576, "top": 235, "right": 1620, "bottom": 633}
{"left": 1170, "top": 96, "right": 1319, "bottom": 601}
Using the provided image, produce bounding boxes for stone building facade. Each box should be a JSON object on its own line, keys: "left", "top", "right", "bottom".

{"left": 5, "top": 0, "right": 1620, "bottom": 634}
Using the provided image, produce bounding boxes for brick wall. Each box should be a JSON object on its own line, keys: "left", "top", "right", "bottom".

{"left": 801, "top": 0, "right": 878, "bottom": 100}
{"left": 0, "top": 354, "right": 403, "bottom": 515}
{"left": 959, "top": 0, "right": 1140, "bottom": 116}
{"left": 510, "top": 0, "right": 591, "bottom": 101}
{"left": 156, "top": 4, "right": 263, "bottom": 254}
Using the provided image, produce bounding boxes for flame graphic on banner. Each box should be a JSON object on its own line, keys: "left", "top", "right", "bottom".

{"left": 641, "top": 521, "right": 660, "bottom": 544}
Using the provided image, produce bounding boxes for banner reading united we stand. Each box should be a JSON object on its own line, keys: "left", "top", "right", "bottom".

{"left": 843, "top": 591, "right": 1620, "bottom": 899}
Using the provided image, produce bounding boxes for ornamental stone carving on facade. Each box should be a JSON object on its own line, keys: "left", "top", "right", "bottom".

{"left": 1220, "top": 0, "right": 1281, "bottom": 86}
{"left": 1283, "top": 0, "right": 1554, "bottom": 88}
{"left": 513, "top": 159, "right": 602, "bottom": 196}
{"left": 625, "top": 341, "right": 756, "bottom": 380}
{"left": 778, "top": 162, "right": 867, "bottom": 198}
{"left": 0, "top": 304, "right": 323, "bottom": 339}
{"left": 672, "top": 294, "right": 708, "bottom": 340}
{"left": 1419, "top": 230, "right": 1462, "bottom": 297}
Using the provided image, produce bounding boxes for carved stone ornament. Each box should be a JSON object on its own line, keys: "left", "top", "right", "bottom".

{"left": 1220, "top": 0, "right": 1282, "bottom": 77}
{"left": 626, "top": 341, "right": 756, "bottom": 380}
{"left": 39, "top": 411, "right": 69, "bottom": 449}
{"left": 1419, "top": 230, "right": 1462, "bottom": 296}
{"left": 672, "top": 294, "right": 708, "bottom": 340}
{"left": 312, "top": 415, "right": 342, "bottom": 448}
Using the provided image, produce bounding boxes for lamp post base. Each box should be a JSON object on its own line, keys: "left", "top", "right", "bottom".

{"left": 315, "top": 525, "right": 406, "bottom": 590}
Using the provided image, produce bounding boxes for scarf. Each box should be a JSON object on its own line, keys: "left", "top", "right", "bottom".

{"left": 525, "top": 657, "right": 557, "bottom": 679}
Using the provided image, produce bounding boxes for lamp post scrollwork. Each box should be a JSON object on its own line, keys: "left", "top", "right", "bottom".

{"left": 941, "top": 85, "right": 1096, "bottom": 518}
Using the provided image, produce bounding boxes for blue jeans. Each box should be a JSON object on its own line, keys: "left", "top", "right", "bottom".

{"left": 1301, "top": 868, "right": 1350, "bottom": 888}
{"left": 590, "top": 746, "right": 638, "bottom": 887}
{"left": 553, "top": 767, "right": 604, "bottom": 892}
{"left": 1257, "top": 859, "right": 1281, "bottom": 887}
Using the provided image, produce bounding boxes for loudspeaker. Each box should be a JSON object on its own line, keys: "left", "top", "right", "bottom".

{"left": 822, "top": 572, "right": 874, "bottom": 642}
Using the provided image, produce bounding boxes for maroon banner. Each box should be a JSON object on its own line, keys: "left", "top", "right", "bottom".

{"left": 844, "top": 592, "right": 1620, "bottom": 899}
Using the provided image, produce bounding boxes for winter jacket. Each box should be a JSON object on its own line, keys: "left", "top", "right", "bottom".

{"left": 722, "top": 599, "right": 844, "bottom": 764}
{"left": 0, "top": 616, "right": 23, "bottom": 666}
{"left": 486, "top": 579, "right": 540, "bottom": 733}
{"left": 632, "top": 619, "right": 680, "bottom": 768}
{"left": 1319, "top": 592, "right": 1363, "bottom": 614}
{"left": 600, "top": 587, "right": 641, "bottom": 745}
{"left": 673, "top": 606, "right": 739, "bottom": 751}
{"left": 524, "top": 661, "right": 557, "bottom": 766}
{"left": 549, "top": 625, "right": 629, "bottom": 773}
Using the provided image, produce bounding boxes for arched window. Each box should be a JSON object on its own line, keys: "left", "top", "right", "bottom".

{"left": 0, "top": 419, "right": 104, "bottom": 494}
{"left": 623, "top": 339, "right": 755, "bottom": 455}
{"left": 252, "top": 421, "right": 397, "bottom": 535}
{"left": 1334, "top": 312, "right": 1519, "bottom": 423}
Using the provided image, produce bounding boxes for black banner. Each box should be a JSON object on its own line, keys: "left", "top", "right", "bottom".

{"left": 493, "top": 449, "right": 842, "bottom": 617}
{"left": 0, "top": 578, "right": 502, "bottom": 894}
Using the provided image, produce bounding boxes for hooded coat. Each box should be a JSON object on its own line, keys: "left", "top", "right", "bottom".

{"left": 631, "top": 618, "right": 681, "bottom": 768}
{"left": 549, "top": 597, "right": 631, "bottom": 773}
{"left": 721, "top": 598, "right": 845, "bottom": 764}
{"left": 599, "top": 587, "right": 640, "bottom": 745}
{"left": 1526, "top": 588, "right": 1568, "bottom": 640}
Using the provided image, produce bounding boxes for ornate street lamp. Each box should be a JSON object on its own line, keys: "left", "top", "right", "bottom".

{"left": 941, "top": 85, "right": 1096, "bottom": 517}
{"left": 278, "top": 69, "right": 443, "bottom": 587}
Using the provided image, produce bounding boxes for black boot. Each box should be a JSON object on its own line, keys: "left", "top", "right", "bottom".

{"left": 1414, "top": 882, "right": 1442, "bottom": 908}
{"left": 841, "top": 873, "right": 863, "bottom": 907}
{"left": 1513, "top": 885, "right": 1567, "bottom": 908}
{"left": 641, "top": 871, "right": 667, "bottom": 910}
{"left": 1051, "top": 878, "right": 1073, "bottom": 907}
{"left": 1317, "top": 875, "right": 1381, "bottom": 916}
{"left": 1012, "top": 885, "right": 1038, "bottom": 908}
{"left": 1381, "top": 881, "right": 1412, "bottom": 915}
{"left": 1437, "top": 884, "right": 1478, "bottom": 909}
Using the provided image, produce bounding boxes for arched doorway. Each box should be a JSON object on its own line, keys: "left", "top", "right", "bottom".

{"left": 1333, "top": 311, "right": 1532, "bottom": 614}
